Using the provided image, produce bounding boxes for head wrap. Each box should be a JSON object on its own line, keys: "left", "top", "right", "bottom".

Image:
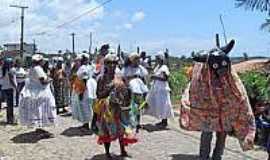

{"left": 128, "top": 52, "right": 140, "bottom": 62}
{"left": 32, "top": 54, "right": 43, "bottom": 61}
{"left": 104, "top": 53, "right": 118, "bottom": 62}
{"left": 77, "top": 66, "right": 90, "bottom": 80}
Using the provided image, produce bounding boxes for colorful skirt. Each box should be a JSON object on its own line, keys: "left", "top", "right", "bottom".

{"left": 53, "top": 78, "right": 70, "bottom": 109}
{"left": 93, "top": 98, "right": 138, "bottom": 145}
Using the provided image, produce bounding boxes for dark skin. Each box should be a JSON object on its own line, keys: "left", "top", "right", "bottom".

{"left": 93, "top": 60, "right": 128, "bottom": 158}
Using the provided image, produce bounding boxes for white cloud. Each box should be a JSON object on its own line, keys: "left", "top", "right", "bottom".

{"left": 0, "top": 0, "right": 105, "bottom": 53}
{"left": 124, "top": 23, "right": 133, "bottom": 30}
{"left": 132, "top": 11, "right": 145, "bottom": 23}
{"left": 120, "top": 11, "right": 145, "bottom": 31}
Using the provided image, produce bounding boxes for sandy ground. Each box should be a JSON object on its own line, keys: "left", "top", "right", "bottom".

{"left": 0, "top": 108, "right": 268, "bottom": 160}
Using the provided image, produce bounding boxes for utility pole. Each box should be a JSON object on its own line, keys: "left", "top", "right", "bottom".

{"left": 33, "top": 39, "right": 36, "bottom": 54}
{"left": 10, "top": 5, "right": 28, "bottom": 58}
{"left": 71, "top": 33, "right": 75, "bottom": 55}
{"left": 89, "top": 32, "right": 92, "bottom": 56}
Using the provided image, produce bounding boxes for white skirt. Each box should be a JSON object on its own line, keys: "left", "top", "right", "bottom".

{"left": 19, "top": 83, "right": 57, "bottom": 127}
{"left": 145, "top": 87, "right": 174, "bottom": 119}
{"left": 71, "top": 92, "right": 93, "bottom": 123}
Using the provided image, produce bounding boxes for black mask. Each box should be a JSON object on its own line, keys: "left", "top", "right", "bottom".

{"left": 192, "top": 39, "right": 235, "bottom": 77}
{"left": 208, "top": 54, "right": 231, "bottom": 77}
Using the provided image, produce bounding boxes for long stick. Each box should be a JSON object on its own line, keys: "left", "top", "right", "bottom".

{"left": 220, "top": 14, "right": 227, "bottom": 45}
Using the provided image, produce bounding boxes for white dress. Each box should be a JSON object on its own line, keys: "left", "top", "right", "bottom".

{"left": 145, "top": 65, "right": 174, "bottom": 119}
{"left": 71, "top": 65, "right": 97, "bottom": 123}
{"left": 19, "top": 66, "right": 57, "bottom": 127}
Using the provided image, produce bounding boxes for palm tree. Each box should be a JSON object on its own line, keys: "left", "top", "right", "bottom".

{"left": 236, "top": 0, "right": 270, "bottom": 30}
{"left": 236, "top": 0, "right": 270, "bottom": 14}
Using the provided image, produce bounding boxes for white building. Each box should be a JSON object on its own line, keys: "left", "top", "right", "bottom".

{"left": 3, "top": 43, "right": 36, "bottom": 58}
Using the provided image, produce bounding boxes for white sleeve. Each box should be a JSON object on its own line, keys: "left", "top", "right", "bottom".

{"left": 160, "top": 65, "right": 170, "bottom": 76}
{"left": 140, "top": 65, "right": 148, "bottom": 77}
{"left": 33, "top": 66, "right": 47, "bottom": 79}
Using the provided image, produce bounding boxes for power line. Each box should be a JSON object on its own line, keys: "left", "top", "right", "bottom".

{"left": 34, "top": 0, "right": 113, "bottom": 36}
{"left": 56, "top": 0, "right": 112, "bottom": 28}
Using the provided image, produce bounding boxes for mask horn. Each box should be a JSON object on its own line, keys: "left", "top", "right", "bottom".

{"left": 220, "top": 40, "right": 235, "bottom": 54}
{"left": 192, "top": 51, "right": 208, "bottom": 62}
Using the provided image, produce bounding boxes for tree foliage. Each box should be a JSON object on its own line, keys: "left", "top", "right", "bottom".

{"left": 236, "top": 0, "right": 270, "bottom": 14}
{"left": 236, "top": 0, "right": 270, "bottom": 30}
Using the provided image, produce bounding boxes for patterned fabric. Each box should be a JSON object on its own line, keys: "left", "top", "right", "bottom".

{"left": 52, "top": 69, "right": 70, "bottom": 109}
{"left": 180, "top": 63, "right": 256, "bottom": 151}
{"left": 93, "top": 75, "right": 137, "bottom": 145}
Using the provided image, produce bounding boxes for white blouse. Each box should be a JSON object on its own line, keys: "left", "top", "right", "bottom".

{"left": 121, "top": 65, "right": 148, "bottom": 78}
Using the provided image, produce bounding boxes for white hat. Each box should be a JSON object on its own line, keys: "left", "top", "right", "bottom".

{"left": 77, "top": 66, "right": 90, "bottom": 80}
{"left": 57, "top": 57, "right": 64, "bottom": 61}
{"left": 75, "top": 54, "right": 82, "bottom": 61}
{"left": 129, "top": 78, "right": 148, "bottom": 94}
{"left": 104, "top": 53, "right": 118, "bottom": 62}
{"left": 128, "top": 52, "right": 140, "bottom": 61}
{"left": 80, "top": 53, "right": 90, "bottom": 59}
{"left": 32, "top": 54, "right": 43, "bottom": 61}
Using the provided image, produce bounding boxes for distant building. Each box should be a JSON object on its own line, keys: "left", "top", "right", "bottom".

{"left": 1, "top": 42, "right": 36, "bottom": 58}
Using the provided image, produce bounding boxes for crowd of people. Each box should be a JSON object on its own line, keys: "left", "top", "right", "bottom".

{"left": 0, "top": 42, "right": 269, "bottom": 160}
{"left": 0, "top": 44, "right": 174, "bottom": 159}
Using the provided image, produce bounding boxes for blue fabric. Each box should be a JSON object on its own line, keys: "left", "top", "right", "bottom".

{"left": 71, "top": 94, "right": 93, "bottom": 123}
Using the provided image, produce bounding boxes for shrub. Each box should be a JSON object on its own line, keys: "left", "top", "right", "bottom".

{"left": 239, "top": 71, "right": 270, "bottom": 106}
{"left": 169, "top": 68, "right": 189, "bottom": 104}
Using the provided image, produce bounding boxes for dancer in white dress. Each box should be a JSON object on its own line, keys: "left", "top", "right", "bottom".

{"left": 19, "top": 54, "right": 56, "bottom": 137}
{"left": 145, "top": 54, "right": 174, "bottom": 127}
{"left": 71, "top": 54, "right": 97, "bottom": 130}
{"left": 121, "top": 52, "right": 148, "bottom": 131}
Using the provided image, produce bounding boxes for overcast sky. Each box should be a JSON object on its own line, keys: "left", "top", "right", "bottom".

{"left": 0, "top": 0, "right": 269, "bottom": 57}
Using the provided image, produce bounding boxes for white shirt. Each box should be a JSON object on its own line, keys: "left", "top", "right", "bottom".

{"left": 16, "top": 67, "right": 27, "bottom": 83}
{"left": 1, "top": 67, "right": 17, "bottom": 90}
{"left": 152, "top": 65, "right": 171, "bottom": 91}
{"left": 28, "top": 66, "right": 47, "bottom": 88}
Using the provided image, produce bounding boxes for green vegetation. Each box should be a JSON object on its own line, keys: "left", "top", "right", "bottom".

{"left": 169, "top": 68, "right": 189, "bottom": 104}
{"left": 168, "top": 57, "right": 270, "bottom": 107}
{"left": 239, "top": 71, "right": 270, "bottom": 105}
